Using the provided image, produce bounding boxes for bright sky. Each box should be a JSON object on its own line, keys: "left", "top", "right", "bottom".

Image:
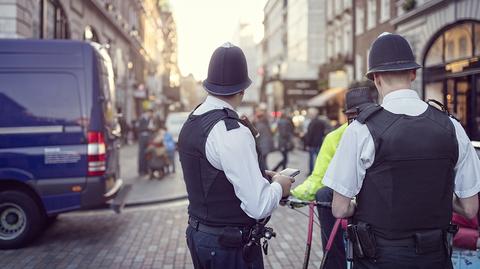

{"left": 170, "top": 0, "right": 267, "bottom": 80}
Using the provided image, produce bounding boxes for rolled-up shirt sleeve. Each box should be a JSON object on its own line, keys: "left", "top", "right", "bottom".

{"left": 206, "top": 122, "right": 283, "bottom": 220}
{"left": 451, "top": 119, "right": 480, "bottom": 198}
{"left": 323, "top": 121, "right": 375, "bottom": 198}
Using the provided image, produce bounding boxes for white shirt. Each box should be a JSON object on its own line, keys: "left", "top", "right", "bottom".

{"left": 324, "top": 89, "right": 480, "bottom": 199}
{"left": 193, "top": 95, "right": 283, "bottom": 220}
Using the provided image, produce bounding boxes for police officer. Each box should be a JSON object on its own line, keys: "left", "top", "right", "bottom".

{"left": 323, "top": 33, "right": 480, "bottom": 268}
{"left": 293, "top": 86, "right": 377, "bottom": 269}
{"left": 178, "top": 43, "right": 293, "bottom": 269}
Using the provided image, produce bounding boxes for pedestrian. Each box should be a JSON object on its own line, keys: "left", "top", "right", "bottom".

{"left": 303, "top": 107, "right": 331, "bottom": 174}
{"left": 291, "top": 86, "right": 376, "bottom": 269}
{"left": 117, "top": 108, "right": 129, "bottom": 145}
{"left": 162, "top": 126, "right": 176, "bottom": 173}
{"left": 324, "top": 33, "right": 480, "bottom": 268}
{"left": 178, "top": 42, "right": 293, "bottom": 269}
{"left": 254, "top": 110, "right": 274, "bottom": 170}
{"left": 272, "top": 113, "right": 295, "bottom": 171}
{"left": 137, "top": 108, "right": 155, "bottom": 176}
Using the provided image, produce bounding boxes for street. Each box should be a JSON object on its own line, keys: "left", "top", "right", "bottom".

{"left": 0, "top": 146, "right": 324, "bottom": 269}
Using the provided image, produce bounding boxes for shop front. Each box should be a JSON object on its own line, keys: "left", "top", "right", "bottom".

{"left": 423, "top": 20, "right": 480, "bottom": 143}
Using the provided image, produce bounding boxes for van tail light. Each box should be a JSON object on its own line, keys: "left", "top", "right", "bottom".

{"left": 87, "top": 131, "right": 106, "bottom": 176}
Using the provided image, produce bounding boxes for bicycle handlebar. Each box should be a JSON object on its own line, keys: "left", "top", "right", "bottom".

{"left": 282, "top": 197, "right": 331, "bottom": 209}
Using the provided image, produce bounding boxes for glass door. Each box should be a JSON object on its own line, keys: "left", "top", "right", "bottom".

{"left": 446, "top": 75, "right": 479, "bottom": 141}
{"left": 474, "top": 76, "right": 480, "bottom": 141}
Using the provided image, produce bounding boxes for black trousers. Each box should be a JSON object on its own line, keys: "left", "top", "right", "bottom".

{"left": 316, "top": 187, "right": 347, "bottom": 269}
{"left": 353, "top": 245, "right": 453, "bottom": 269}
{"left": 273, "top": 149, "right": 288, "bottom": 171}
{"left": 186, "top": 226, "right": 264, "bottom": 269}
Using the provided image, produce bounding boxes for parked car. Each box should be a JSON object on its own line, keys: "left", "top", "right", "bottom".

{"left": 165, "top": 112, "right": 190, "bottom": 142}
{"left": 0, "top": 39, "right": 124, "bottom": 249}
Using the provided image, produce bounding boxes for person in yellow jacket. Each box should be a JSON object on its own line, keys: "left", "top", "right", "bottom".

{"left": 291, "top": 87, "right": 376, "bottom": 269}
{"left": 291, "top": 123, "right": 347, "bottom": 200}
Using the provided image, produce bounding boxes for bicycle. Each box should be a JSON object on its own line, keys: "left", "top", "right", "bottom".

{"left": 283, "top": 198, "right": 344, "bottom": 269}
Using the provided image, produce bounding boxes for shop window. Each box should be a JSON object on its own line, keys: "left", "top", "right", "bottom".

{"left": 38, "top": 0, "right": 69, "bottom": 39}
{"left": 476, "top": 77, "right": 480, "bottom": 138}
{"left": 475, "top": 24, "right": 480, "bottom": 56}
{"left": 356, "top": 6, "right": 365, "bottom": 35}
{"left": 425, "top": 36, "right": 443, "bottom": 67}
{"left": 31, "top": 0, "right": 41, "bottom": 38}
{"left": 444, "top": 24, "right": 472, "bottom": 62}
{"left": 367, "top": 0, "right": 376, "bottom": 30}
{"left": 425, "top": 21, "right": 479, "bottom": 66}
{"left": 380, "top": 0, "right": 390, "bottom": 23}
{"left": 456, "top": 81, "right": 469, "bottom": 127}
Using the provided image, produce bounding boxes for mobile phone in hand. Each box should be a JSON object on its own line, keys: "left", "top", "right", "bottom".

{"left": 279, "top": 168, "right": 300, "bottom": 178}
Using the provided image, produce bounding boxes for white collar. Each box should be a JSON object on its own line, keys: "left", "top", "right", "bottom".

{"left": 382, "top": 89, "right": 420, "bottom": 105}
{"left": 205, "top": 95, "right": 235, "bottom": 111}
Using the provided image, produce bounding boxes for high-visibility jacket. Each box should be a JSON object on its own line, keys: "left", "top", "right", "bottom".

{"left": 291, "top": 123, "right": 347, "bottom": 201}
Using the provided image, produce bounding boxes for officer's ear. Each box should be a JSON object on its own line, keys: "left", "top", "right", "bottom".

{"left": 410, "top": 70, "right": 417, "bottom": 82}
{"left": 373, "top": 73, "right": 382, "bottom": 89}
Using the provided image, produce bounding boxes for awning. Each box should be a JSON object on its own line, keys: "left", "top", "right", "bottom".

{"left": 307, "top": 87, "right": 346, "bottom": 107}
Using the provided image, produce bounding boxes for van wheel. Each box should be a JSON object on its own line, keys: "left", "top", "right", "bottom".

{"left": 0, "top": 191, "right": 45, "bottom": 249}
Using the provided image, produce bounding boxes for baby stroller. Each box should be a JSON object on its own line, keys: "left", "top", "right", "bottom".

{"left": 145, "top": 131, "right": 171, "bottom": 180}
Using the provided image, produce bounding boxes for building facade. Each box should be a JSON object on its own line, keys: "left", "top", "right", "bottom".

{"left": 283, "top": 0, "right": 325, "bottom": 107}
{"left": 320, "top": 0, "right": 353, "bottom": 122}
{"left": 262, "top": 0, "right": 288, "bottom": 112}
{"left": 0, "top": 0, "right": 179, "bottom": 123}
{"left": 234, "top": 22, "right": 262, "bottom": 105}
{"left": 392, "top": 0, "right": 480, "bottom": 142}
{"left": 354, "top": 0, "right": 397, "bottom": 82}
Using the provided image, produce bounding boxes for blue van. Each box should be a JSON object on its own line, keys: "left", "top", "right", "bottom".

{"left": 0, "top": 39, "right": 123, "bottom": 249}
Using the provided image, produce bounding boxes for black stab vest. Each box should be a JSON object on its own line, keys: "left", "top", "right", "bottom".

{"left": 354, "top": 105, "right": 459, "bottom": 239}
{"left": 178, "top": 107, "right": 267, "bottom": 227}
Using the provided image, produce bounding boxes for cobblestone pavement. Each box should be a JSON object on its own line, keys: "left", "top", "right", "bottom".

{"left": 0, "top": 201, "right": 325, "bottom": 269}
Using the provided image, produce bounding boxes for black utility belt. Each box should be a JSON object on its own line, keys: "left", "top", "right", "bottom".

{"left": 188, "top": 217, "right": 276, "bottom": 263}
{"left": 188, "top": 217, "right": 251, "bottom": 237}
{"left": 346, "top": 223, "right": 458, "bottom": 261}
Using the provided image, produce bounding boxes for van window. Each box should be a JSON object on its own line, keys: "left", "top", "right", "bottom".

{"left": 97, "top": 56, "right": 117, "bottom": 128}
{"left": 0, "top": 73, "right": 81, "bottom": 127}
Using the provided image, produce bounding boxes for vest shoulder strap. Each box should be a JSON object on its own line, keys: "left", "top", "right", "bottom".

{"left": 360, "top": 108, "right": 402, "bottom": 155}
{"left": 356, "top": 104, "right": 383, "bottom": 124}
{"left": 222, "top": 108, "right": 241, "bottom": 131}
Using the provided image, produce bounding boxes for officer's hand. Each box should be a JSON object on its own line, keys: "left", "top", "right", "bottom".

{"left": 272, "top": 174, "right": 293, "bottom": 197}
{"left": 265, "top": 170, "right": 278, "bottom": 178}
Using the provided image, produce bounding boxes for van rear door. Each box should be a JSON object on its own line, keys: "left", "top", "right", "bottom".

{"left": 95, "top": 47, "right": 121, "bottom": 183}
{"left": 0, "top": 72, "right": 86, "bottom": 213}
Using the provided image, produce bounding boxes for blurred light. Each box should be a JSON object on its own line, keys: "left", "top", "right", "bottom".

{"left": 105, "top": 3, "right": 113, "bottom": 11}
{"left": 127, "top": 61, "right": 133, "bottom": 70}
{"left": 72, "top": 185, "right": 82, "bottom": 192}
{"left": 292, "top": 115, "right": 305, "bottom": 127}
{"left": 270, "top": 111, "right": 282, "bottom": 118}
{"left": 84, "top": 26, "right": 94, "bottom": 40}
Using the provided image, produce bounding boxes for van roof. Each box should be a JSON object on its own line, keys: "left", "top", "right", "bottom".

{"left": 0, "top": 39, "right": 96, "bottom": 69}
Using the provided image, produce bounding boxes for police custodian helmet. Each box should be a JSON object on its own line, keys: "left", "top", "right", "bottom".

{"left": 344, "top": 87, "right": 375, "bottom": 114}
{"left": 202, "top": 42, "right": 252, "bottom": 96}
{"left": 365, "top": 33, "right": 421, "bottom": 80}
